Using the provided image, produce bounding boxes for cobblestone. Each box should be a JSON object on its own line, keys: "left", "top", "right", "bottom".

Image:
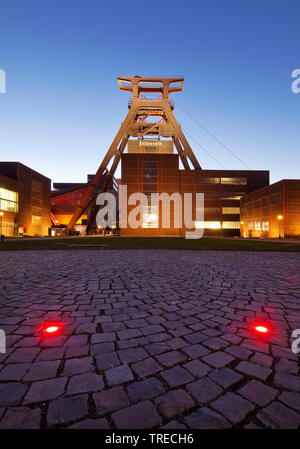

{"left": 0, "top": 249, "right": 299, "bottom": 429}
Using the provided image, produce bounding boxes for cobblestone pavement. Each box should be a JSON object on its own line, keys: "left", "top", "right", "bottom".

{"left": 0, "top": 250, "right": 300, "bottom": 429}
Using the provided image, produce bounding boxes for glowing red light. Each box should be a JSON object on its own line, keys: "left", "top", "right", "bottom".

{"left": 254, "top": 325, "right": 268, "bottom": 334}
{"left": 250, "top": 322, "right": 272, "bottom": 336}
{"left": 36, "top": 321, "right": 67, "bottom": 337}
{"left": 45, "top": 326, "right": 59, "bottom": 334}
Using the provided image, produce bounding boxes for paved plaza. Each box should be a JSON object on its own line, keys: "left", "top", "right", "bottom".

{"left": 0, "top": 249, "right": 300, "bottom": 429}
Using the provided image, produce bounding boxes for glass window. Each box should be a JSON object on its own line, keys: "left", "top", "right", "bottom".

{"left": 222, "top": 207, "right": 240, "bottom": 214}
{"left": 255, "top": 220, "right": 261, "bottom": 230}
{"left": 222, "top": 221, "right": 240, "bottom": 229}
{"left": 262, "top": 219, "right": 269, "bottom": 231}
{"left": 143, "top": 177, "right": 157, "bottom": 183}
{"left": 195, "top": 177, "right": 220, "bottom": 184}
{"left": 195, "top": 221, "right": 221, "bottom": 229}
{"left": 143, "top": 162, "right": 157, "bottom": 169}
{"left": 221, "top": 178, "right": 247, "bottom": 185}
{"left": 0, "top": 188, "right": 19, "bottom": 212}
{"left": 248, "top": 220, "right": 253, "bottom": 230}
{"left": 143, "top": 184, "right": 157, "bottom": 191}
{"left": 142, "top": 204, "right": 158, "bottom": 228}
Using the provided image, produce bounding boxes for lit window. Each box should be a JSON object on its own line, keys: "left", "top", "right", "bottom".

{"left": 222, "top": 221, "right": 240, "bottom": 229}
{"left": 248, "top": 221, "right": 253, "bottom": 230}
{"left": 255, "top": 220, "right": 261, "bottom": 230}
{"left": 221, "top": 196, "right": 242, "bottom": 200}
{"left": 221, "top": 178, "right": 247, "bottom": 185}
{"left": 142, "top": 205, "right": 158, "bottom": 228}
{"left": 222, "top": 207, "right": 240, "bottom": 214}
{"left": 195, "top": 177, "right": 220, "bottom": 184}
{"left": 0, "top": 188, "right": 19, "bottom": 212}
{"left": 32, "top": 215, "right": 41, "bottom": 224}
{"left": 195, "top": 221, "right": 221, "bottom": 229}
{"left": 262, "top": 219, "right": 269, "bottom": 231}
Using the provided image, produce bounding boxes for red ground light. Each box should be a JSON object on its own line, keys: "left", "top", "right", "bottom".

{"left": 250, "top": 321, "right": 272, "bottom": 336}
{"left": 36, "top": 322, "right": 67, "bottom": 337}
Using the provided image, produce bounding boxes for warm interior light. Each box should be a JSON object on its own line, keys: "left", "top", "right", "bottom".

{"left": 277, "top": 215, "right": 283, "bottom": 220}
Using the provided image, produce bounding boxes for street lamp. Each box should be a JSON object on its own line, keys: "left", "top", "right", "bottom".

{"left": 0, "top": 212, "right": 3, "bottom": 241}
{"left": 277, "top": 214, "right": 283, "bottom": 238}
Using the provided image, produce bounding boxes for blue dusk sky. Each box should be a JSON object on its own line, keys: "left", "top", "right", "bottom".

{"left": 0, "top": 0, "right": 299, "bottom": 185}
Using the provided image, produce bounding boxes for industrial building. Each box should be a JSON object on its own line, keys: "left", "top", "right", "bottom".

{"left": 121, "top": 152, "right": 269, "bottom": 236}
{"left": 0, "top": 162, "right": 51, "bottom": 236}
{"left": 240, "top": 179, "right": 300, "bottom": 238}
{"left": 51, "top": 174, "right": 118, "bottom": 234}
{"left": 65, "top": 75, "right": 270, "bottom": 236}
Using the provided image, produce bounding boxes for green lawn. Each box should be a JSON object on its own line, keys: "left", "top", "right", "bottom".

{"left": 0, "top": 236, "right": 300, "bottom": 251}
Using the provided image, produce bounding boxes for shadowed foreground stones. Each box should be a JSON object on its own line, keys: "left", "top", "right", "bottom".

{"left": 47, "top": 395, "right": 88, "bottom": 426}
{"left": 155, "top": 389, "right": 195, "bottom": 418}
{"left": 257, "top": 401, "right": 300, "bottom": 429}
{"left": 127, "top": 378, "right": 165, "bottom": 402}
{"left": 0, "top": 383, "right": 28, "bottom": 406}
{"left": 211, "top": 392, "right": 254, "bottom": 424}
{"left": 111, "top": 400, "right": 162, "bottom": 428}
{"left": 0, "top": 249, "right": 300, "bottom": 429}
{"left": 23, "top": 377, "right": 67, "bottom": 404}
{"left": 94, "top": 386, "right": 129, "bottom": 414}
{"left": 0, "top": 407, "right": 41, "bottom": 429}
{"left": 183, "top": 407, "right": 231, "bottom": 429}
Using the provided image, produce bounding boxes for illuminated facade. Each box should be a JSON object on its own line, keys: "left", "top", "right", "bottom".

{"left": 121, "top": 151, "right": 269, "bottom": 236}
{"left": 64, "top": 75, "right": 269, "bottom": 235}
{"left": 0, "top": 162, "right": 51, "bottom": 236}
{"left": 51, "top": 174, "right": 118, "bottom": 233}
{"left": 240, "top": 180, "right": 300, "bottom": 238}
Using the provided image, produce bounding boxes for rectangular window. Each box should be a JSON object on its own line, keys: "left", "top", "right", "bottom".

{"left": 221, "top": 195, "right": 242, "bottom": 200}
{"left": 143, "top": 162, "right": 157, "bottom": 169}
{"left": 142, "top": 204, "right": 158, "bottom": 228}
{"left": 195, "top": 221, "right": 221, "bottom": 229}
{"left": 195, "top": 177, "right": 220, "bottom": 184}
{"left": 262, "top": 219, "right": 269, "bottom": 231}
{"left": 248, "top": 220, "right": 253, "bottom": 230}
{"left": 222, "top": 221, "right": 240, "bottom": 229}
{"left": 143, "top": 176, "right": 157, "bottom": 183}
{"left": 221, "top": 178, "right": 247, "bottom": 185}
{"left": 143, "top": 184, "right": 157, "bottom": 191}
{"left": 0, "top": 188, "right": 19, "bottom": 212}
{"left": 222, "top": 207, "right": 240, "bottom": 214}
{"left": 255, "top": 220, "right": 261, "bottom": 231}
{"left": 32, "top": 215, "right": 42, "bottom": 224}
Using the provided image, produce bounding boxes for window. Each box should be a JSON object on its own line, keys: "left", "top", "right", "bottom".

{"left": 31, "top": 179, "right": 42, "bottom": 219}
{"left": 248, "top": 220, "right": 253, "bottom": 230}
{"left": 221, "top": 195, "right": 242, "bottom": 200}
{"left": 195, "top": 221, "right": 221, "bottom": 229}
{"left": 0, "top": 187, "right": 19, "bottom": 212}
{"left": 222, "top": 221, "right": 240, "bottom": 229}
{"left": 222, "top": 207, "right": 240, "bottom": 214}
{"left": 142, "top": 204, "right": 158, "bottom": 228}
{"left": 221, "top": 178, "right": 247, "bottom": 185}
{"left": 255, "top": 220, "right": 261, "bottom": 231}
{"left": 143, "top": 162, "right": 157, "bottom": 169}
{"left": 143, "top": 184, "right": 157, "bottom": 191}
{"left": 195, "top": 177, "right": 220, "bottom": 184}
{"left": 262, "top": 219, "right": 269, "bottom": 231}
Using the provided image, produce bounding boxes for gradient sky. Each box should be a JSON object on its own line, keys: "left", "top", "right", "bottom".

{"left": 0, "top": 0, "right": 299, "bottom": 186}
